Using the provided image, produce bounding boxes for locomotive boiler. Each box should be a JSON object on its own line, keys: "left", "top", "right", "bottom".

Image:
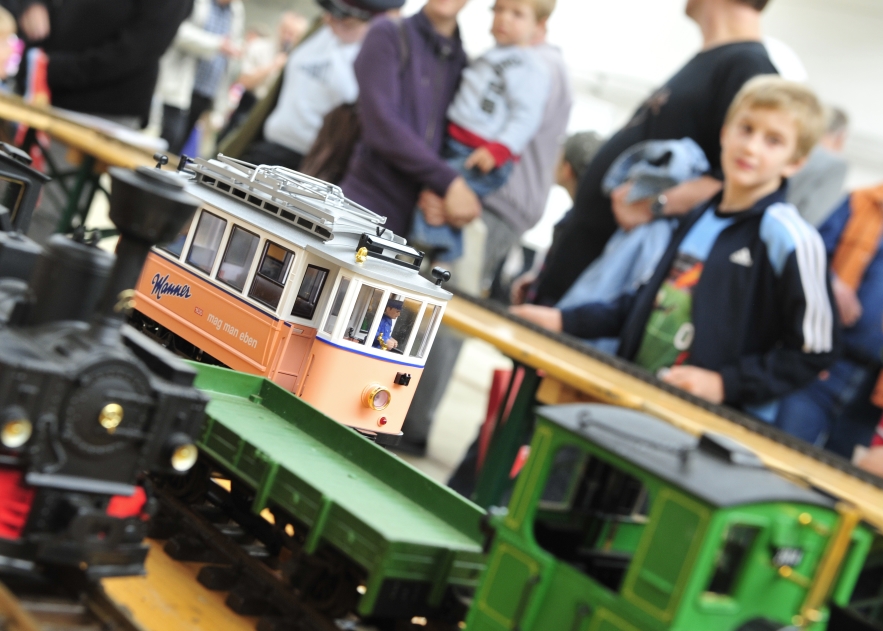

{"left": 0, "top": 155, "right": 207, "bottom": 580}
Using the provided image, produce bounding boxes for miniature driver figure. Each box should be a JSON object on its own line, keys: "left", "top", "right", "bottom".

{"left": 374, "top": 298, "right": 402, "bottom": 350}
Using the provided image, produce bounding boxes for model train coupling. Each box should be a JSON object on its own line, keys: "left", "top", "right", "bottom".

{"left": 0, "top": 163, "right": 209, "bottom": 580}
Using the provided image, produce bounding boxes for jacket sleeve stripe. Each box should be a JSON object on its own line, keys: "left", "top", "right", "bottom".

{"left": 765, "top": 204, "right": 833, "bottom": 353}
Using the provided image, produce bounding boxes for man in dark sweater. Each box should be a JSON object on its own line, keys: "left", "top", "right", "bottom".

{"left": 529, "top": 0, "right": 778, "bottom": 306}
{"left": 340, "top": 0, "right": 481, "bottom": 237}
{"left": 12, "top": 0, "right": 192, "bottom": 127}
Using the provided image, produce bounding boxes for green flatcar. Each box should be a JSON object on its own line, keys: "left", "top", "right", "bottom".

{"left": 188, "top": 363, "right": 485, "bottom": 620}
{"left": 466, "top": 404, "right": 876, "bottom": 631}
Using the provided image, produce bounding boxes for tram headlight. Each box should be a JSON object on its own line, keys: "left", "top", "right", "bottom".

{"left": 362, "top": 385, "right": 392, "bottom": 411}
{"left": 1, "top": 418, "right": 32, "bottom": 449}
{"left": 165, "top": 433, "right": 199, "bottom": 472}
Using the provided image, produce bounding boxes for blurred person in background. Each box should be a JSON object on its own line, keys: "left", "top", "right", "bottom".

{"left": 219, "top": 12, "right": 308, "bottom": 142}
{"left": 528, "top": 0, "right": 778, "bottom": 307}
{"left": 787, "top": 106, "right": 849, "bottom": 226}
{"left": 510, "top": 131, "right": 605, "bottom": 305}
{"left": 417, "top": 14, "right": 572, "bottom": 294}
{"left": 240, "top": 0, "right": 399, "bottom": 171}
{"left": 157, "top": 0, "right": 244, "bottom": 155}
{"left": 11, "top": 0, "right": 191, "bottom": 128}
{"left": 398, "top": 13, "right": 571, "bottom": 456}
{"left": 0, "top": 6, "right": 17, "bottom": 88}
{"left": 775, "top": 182, "right": 883, "bottom": 458}
{"left": 340, "top": 0, "right": 479, "bottom": 238}
{"left": 407, "top": 0, "right": 554, "bottom": 265}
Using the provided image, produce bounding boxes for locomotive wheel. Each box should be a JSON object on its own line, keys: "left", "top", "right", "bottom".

{"left": 282, "top": 548, "right": 360, "bottom": 618}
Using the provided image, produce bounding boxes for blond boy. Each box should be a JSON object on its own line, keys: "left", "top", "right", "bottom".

{"left": 513, "top": 76, "right": 835, "bottom": 415}
{"left": 411, "top": 0, "right": 554, "bottom": 261}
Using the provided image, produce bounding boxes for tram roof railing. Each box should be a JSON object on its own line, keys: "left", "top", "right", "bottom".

{"left": 189, "top": 155, "right": 393, "bottom": 243}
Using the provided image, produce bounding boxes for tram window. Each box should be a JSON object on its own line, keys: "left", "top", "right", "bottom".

{"left": 539, "top": 445, "right": 589, "bottom": 511}
{"left": 159, "top": 215, "right": 194, "bottom": 259}
{"left": 248, "top": 241, "right": 295, "bottom": 309}
{"left": 391, "top": 298, "right": 422, "bottom": 351}
{"left": 186, "top": 211, "right": 227, "bottom": 274}
{"left": 409, "top": 304, "right": 441, "bottom": 358}
{"left": 533, "top": 447, "right": 649, "bottom": 593}
{"left": 705, "top": 525, "right": 760, "bottom": 596}
{"left": 291, "top": 265, "right": 329, "bottom": 320}
{"left": 323, "top": 276, "right": 350, "bottom": 335}
{"left": 344, "top": 284, "right": 384, "bottom": 346}
{"left": 216, "top": 226, "right": 259, "bottom": 292}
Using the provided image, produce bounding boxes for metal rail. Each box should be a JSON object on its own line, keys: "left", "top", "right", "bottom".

{"left": 0, "top": 577, "right": 141, "bottom": 631}
{"left": 442, "top": 291, "right": 883, "bottom": 530}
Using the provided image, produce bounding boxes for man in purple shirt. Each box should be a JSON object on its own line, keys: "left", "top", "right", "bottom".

{"left": 340, "top": 0, "right": 481, "bottom": 237}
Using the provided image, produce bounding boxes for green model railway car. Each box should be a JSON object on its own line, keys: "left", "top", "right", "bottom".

{"left": 466, "top": 404, "right": 876, "bottom": 631}
{"left": 189, "top": 364, "right": 485, "bottom": 621}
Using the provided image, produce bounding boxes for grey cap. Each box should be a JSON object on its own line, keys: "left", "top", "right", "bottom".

{"left": 318, "top": 0, "right": 404, "bottom": 20}
{"left": 563, "top": 131, "right": 605, "bottom": 181}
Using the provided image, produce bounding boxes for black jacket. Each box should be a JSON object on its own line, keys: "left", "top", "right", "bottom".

{"left": 13, "top": 0, "right": 192, "bottom": 125}
{"left": 560, "top": 186, "right": 840, "bottom": 407}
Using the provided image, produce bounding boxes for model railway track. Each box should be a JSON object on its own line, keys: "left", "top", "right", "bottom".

{"left": 0, "top": 577, "right": 140, "bottom": 631}
{"left": 443, "top": 291, "right": 883, "bottom": 530}
{"left": 146, "top": 474, "right": 463, "bottom": 631}
{"left": 147, "top": 483, "right": 343, "bottom": 631}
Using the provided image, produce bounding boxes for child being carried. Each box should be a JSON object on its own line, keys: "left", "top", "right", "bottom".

{"left": 410, "top": 0, "right": 554, "bottom": 262}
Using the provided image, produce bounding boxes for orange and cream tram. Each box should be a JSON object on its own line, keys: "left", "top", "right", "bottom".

{"left": 132, "top": 156, "right": 451, "bottom": 444}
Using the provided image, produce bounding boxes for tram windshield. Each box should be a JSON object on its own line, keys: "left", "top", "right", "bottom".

{"left": 331, "top": 280, "right": 444, "bottom": 359}
{"left": 323, "top": 276, "right": 350, "bottom": 335}
{"left": 344, "top": 284, "right": 385, "bottom": 346}
{"left": 409, "top": 304, "right": 441, "bottom": 359}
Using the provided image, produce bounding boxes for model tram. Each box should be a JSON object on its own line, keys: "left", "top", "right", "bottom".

{"left": 132, "top": 155, "right": 451, "bottom": 445}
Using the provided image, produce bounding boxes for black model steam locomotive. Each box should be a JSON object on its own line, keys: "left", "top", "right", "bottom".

{"left": 0, "top": 146, "right": 208, "bottom": 580}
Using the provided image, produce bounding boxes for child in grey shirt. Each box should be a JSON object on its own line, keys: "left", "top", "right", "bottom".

{"left": 410, "top": 0, "right": 554, "bottom": 261}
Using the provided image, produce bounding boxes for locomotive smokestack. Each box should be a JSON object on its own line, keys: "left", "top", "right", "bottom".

{"left": 91, "top": 167, "right": 198, "bottom": 342}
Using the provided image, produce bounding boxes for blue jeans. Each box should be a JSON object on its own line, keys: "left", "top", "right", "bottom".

{"left": 774, "top": 359, "right": 881, "bottom": 458}
{"left": 409, "top": 138, "right": 514, "bottom": 262}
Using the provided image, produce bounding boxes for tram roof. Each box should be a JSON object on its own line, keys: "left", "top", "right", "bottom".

{"left": 539, "top": 404, "right": 835, "bottom": 509}
{"left": 188, "top": 170, "right": 451, "bottom": 300}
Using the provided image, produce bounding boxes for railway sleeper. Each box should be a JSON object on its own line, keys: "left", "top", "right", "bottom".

{"left": 196, "top": 564, "right": 242, "bottom": 591}
{"left": 153, "top": 489, "right": 340, "bottom": 631}
{"left": 164, "top": 534, "right": 226, "bottom": 564}
{"left": 226, "top": 583, "right": 278, "bottom": 617}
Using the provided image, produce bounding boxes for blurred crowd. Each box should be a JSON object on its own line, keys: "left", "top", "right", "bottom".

{"left": 0, "top": 0, "right": 881, "bottom": 475}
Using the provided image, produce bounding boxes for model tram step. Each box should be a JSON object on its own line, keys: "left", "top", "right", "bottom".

{"left": 163, "top": 534, "right": 225, "bottom": 563}
{"left": 225, "top": 585, "right": 276, "bottom": 617}
{"left": 196, "top": 564, "right": 242, "bottom": 591}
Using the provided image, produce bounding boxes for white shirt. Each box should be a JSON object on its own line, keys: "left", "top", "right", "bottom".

{"left": 263, "top": 26, "right": 361, "bottom": 155}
